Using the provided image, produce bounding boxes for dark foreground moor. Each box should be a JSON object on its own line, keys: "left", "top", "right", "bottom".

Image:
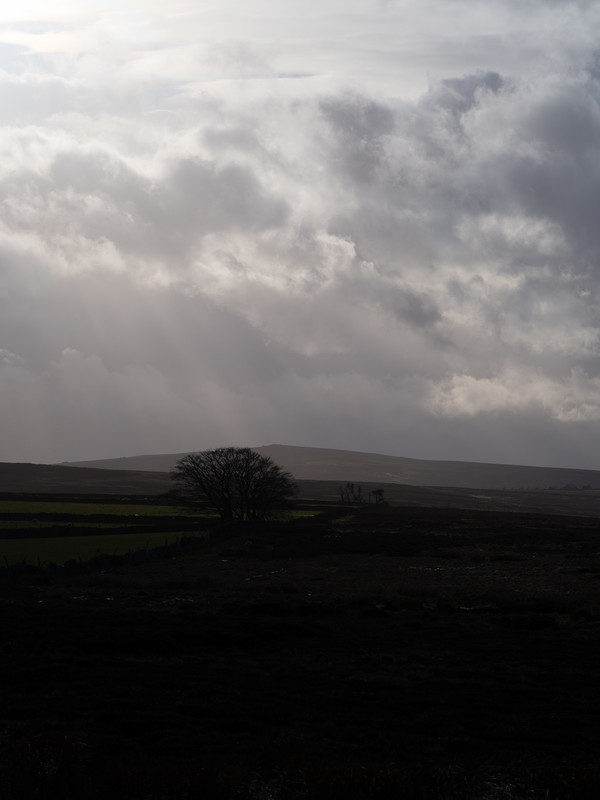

{"left": 3, "top": 504, "right": 600, "bottom": 798}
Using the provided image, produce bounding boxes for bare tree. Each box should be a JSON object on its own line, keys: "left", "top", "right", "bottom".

{"left": 371, "top": 489, "right": 385, "bottom": 504}
{"left": 171, "top": 447, "right": 297, "bottom": 521}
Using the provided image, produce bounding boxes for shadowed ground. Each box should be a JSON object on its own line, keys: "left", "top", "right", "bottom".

{"left": 2, "top": 504, "right": 600, "bottom": 797}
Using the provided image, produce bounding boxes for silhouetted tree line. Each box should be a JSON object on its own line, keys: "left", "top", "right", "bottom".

{"left": 339, "top": 482, "right": 385, "bottom": 505}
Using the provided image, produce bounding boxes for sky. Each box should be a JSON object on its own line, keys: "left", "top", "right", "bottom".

{"left": 2, "top": 0, "right": 600, "bottom": 468}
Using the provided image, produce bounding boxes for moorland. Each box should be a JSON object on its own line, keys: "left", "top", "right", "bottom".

{"left": 65, "top": 443, "right": 600, "bottom": 491}
{"left": 2, "top": 457, "right": 600, "bottom": 798}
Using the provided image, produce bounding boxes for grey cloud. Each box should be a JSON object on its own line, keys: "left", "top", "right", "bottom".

{"left": 319, "top": 95, "right": 395, "bottom": 184}
{"left": 4, "top": 10, "right": 600, "bottom": 468}
{"left": 0, "top": 267, "right": 281, "bottom": 386}
{"left": 501, "top": 155, "right": 600, "bottom": 263}
{"left": 308, "top": 72, "right": 600, "bottom": 395}
{"left": 203, "top": 126, "right": 263, "bottom": 155}
{"left": 161, "top": 158, "right": 288, "bottom": 237}
{"left": 0, "top": 140, "right": 290, "bottom": 273}
{"left": 434, "top": 71, "right": 505, "bottom": 116}
{"left": 502, "top": 0, "right": 597, "bottom": 7}
{"left": 388, "top": 289, "right": 442, "bottom": 328}
{"left": 525, "top": 85, "right": 600, "bottom": 154}
{"left": 320, "top": 95, "right": 395, "bottom": 139}
{"left": 0, "top": 270, "right": 295, "bottom": 461}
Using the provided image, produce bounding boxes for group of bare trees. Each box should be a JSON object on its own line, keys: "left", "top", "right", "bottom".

{"left": 172, "top": 446, "right": 386, "bottom": 521}
{"left": 339, "top": 482, "right": 385, "bottom": 505}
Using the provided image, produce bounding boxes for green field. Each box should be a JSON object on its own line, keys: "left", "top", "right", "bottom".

{"left": 0, "top": 500, "right": 208, "bottom": 516}
{"left": 0, "top": 497, "right": 344, "bottom": 567}
{"left": 0, "top": 529, "right": 206, "bottom": 567}
{"left": 0, "top": 499, "right": 344, "bottom": 517}
{"left": 0, "top": 497, "right": 211, "bottom": 566}
{"left": 0, "top": 521, "right": 140, "bottom": 530}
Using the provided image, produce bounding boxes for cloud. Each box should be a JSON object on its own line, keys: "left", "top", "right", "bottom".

{"left": 1, "top": 1, "right": 600, "bottom": 467}
{"left": 427, "top": 369, "right": 600, "bottom": 421}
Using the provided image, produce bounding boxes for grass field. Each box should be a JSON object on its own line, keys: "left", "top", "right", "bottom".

{"left": 0, "top": 500, "right": 206, "bottom": 516}
{"left": 0, "top": 496, "right": 211, "bottom": 565}
{"left": 0, "top": 496, "right": 342, "bottom": 566}
{"left": 0, "top": 530, "right": 206, "bottom": 567}
{"left": 0, "top": 499, "right": 344, "bottom": 517}
{"left": 0, "top": 520, "right": 139, "bottom": 530}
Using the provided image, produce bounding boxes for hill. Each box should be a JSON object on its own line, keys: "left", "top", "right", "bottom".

{"left": 64, "top": 443, "right": 600, "bottom": 491}
{"left": 0, "top": 462, "right": 172, "bottom": 495}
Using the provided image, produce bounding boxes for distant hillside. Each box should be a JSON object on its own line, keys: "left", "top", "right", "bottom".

{"left": 5, "top": 461, "right": 600, "bottom": 517}
{"left": 0, "top": 463, "right": 172, "bottom": 495}
{"left": 64, "top": 444, "right": 600, "bottom": 491}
